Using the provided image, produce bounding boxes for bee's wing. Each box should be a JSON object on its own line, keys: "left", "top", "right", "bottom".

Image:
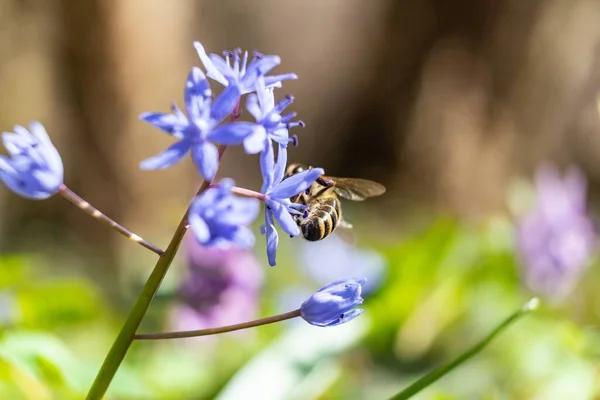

{"left": 335, "top": 219, "right": 356, "bottom": 245}
{"left": 327, "top": 177, "right": 386, "bottom": 201}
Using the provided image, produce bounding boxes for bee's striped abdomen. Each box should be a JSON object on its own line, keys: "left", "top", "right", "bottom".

{"left": 301, "top": 198, "right": 340, "bottom": 241}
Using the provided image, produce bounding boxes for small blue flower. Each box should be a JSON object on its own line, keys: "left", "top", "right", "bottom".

{"left": 0, "top": 122, "right": 63, "bottom": 200}
{"left": 189, "top": 178, "right": 260, "bottom": 249}
{"left": 244, "top": 77, "right": 304, "bottom": 155}
{"left": 194, "top": 42, "right": 297, "bottom": 95}
{"left": 260, "top": 144, "right": 323, "bottom": 266}
{"left": 140, "top": 67, "right": 259, "bottom": 180}
{"left": 300, "top": 278, "right": 366, "bottom": 327}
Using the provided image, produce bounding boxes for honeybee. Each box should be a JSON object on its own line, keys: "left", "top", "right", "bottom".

{"left": 285, "top": 163, "right": 386, "bottom": 241}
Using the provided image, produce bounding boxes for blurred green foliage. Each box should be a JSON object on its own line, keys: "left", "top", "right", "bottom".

{"left": 0, "top": 213, "right": 599, "bottom": 399}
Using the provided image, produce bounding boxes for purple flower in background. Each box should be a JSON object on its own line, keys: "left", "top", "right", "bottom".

{"left": 194, "top": 41, "right": 297, "bottom": 95}
{"left": 0, "top": 122, "right": 63, "bottom": 200}
{"left": 298, "top": 235, "right": 387, "bottom": 295}
{"left": 244, "top": 77, "right": 304, "bottom": 155}
{"left": 516, "top": 164, "right": 596, "bottom": 298}
{"left": 140, "top": 67, "right": 259, "bottom": 180}
{"left": 189, "top": 178, "right": 259, "bottom": 249}
{"left": 301, "top": 278, "right": 366, "bottom": 327}
{"left": 260, "top": 144, "right": 324, "bottom": 266}
{"left": 172, "top": 234, "right": 263, "bottom": 335}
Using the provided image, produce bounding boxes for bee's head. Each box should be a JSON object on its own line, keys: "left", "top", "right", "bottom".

{"left": 285, "top": 163, "right": 310, "bottom": 178}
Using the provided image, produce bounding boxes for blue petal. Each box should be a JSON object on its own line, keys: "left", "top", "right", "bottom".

{"left": 255, "top": 77, "right": 274, "bottom": 114}
{"left": 139, "top": 139, "right": 192, "bottom": 170}
{"left": 139, "top": 112, "right": 187, "bottom": 139}
{"left": 260, "top": 139, "right": 275, "bottom": 193}
{"left": 216, "top": 197, "right": 260, "bottom": 226}
{"left": 28, "top": 122, "right": 52, "bottom": 149}
{"left": 265, "top": 210, "right": 279, "bottom": 266}
{"left": 184, "top": 67, "right": 211, "bottom": 120}
{"left": 240, "top": 55, "right": 281, "bottom": 93}
{"left": 231, "top": 226, "right": 256, "bottom": 249}
{"left": 264, "top": 73, "right": 298, "bottom": 88}
{"left": 210, "top": 85, "right": 241, "bottom": 124}
{"left": 245, "top": 93, "right": 262, "bottom": 121}
{"left": 189, "top": 212, "right": 210, "bottom": 244}
{"left": 191, "top": 141, "right": 219, "bottom": 181}
{"left": 194, "top": 41, "right": 228, "bottom": 86}
{"left": 31, "top": 170, "right": 62, "bottom": 192}
{"left": 243, "top": 127, "right": 267, "bottom": 154}
{"left": 268, "top": 168, "right": 324, "bottom": 199}
{"left": 273, "top": 145, "right": 287, "bottom": 184}
{"left": 29, "top": 122, "right": 63, "bottom": 175}
{"left": 324, "top": 309, "right": 365, "bottom": 327}
{"left": 2, "top": 132, "right": 29, "bottom": 156}
{"left": 208, "top": 122, "right": 257, "bottom": 145}
{"left": 268, "top": 199, "right": 300, "bottom": 237}
{"left": 208, "top": 53, "right": 237, "bottom": 83}
{"left": 0, "top": 170, "right": 48, "bottom": 200}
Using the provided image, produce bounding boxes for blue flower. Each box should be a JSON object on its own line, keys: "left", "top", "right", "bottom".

{"left": 189, "top": 178, "right": 260, "bottom": 249}
{"left": 140, "top": 67, "right": 259, "bottom": 180}
{"left": 0, "top": 122, "right": 63, "bottom": 200}
{"left": 300, "top": 278, "right": 366, "bottom": 327}
{"left": 260, "top": 144, "right": 323, "bottom": 266}
{"left": 194, "top": 42, "right": 297, "bottom": 95}
{"left": 243, "top": 77, "right": 304, "bottom": 155}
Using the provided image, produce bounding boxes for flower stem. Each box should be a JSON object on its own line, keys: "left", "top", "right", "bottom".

{"left": 58, "top": 185, "right": 164, "bottom": 256}
{"left": 388, "top": 298, "right": 539, "bottom": 400}
{"left": 86, "top": 146, "right": 228, "bottom": 400}
{"left": 230, "top": 186, "right": 266, "bottom": 201}
{"left": 135, "top": 309, "right": 302, "bottom": 340}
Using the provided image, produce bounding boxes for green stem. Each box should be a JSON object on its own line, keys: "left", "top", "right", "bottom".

{"left": 86, "top": 146, "right": 227, "bottom": 400}
{"left": 389, "top": 298, "right": 539, "bottom": 400}
{"left": 134, "top": 309, "right": 301, "bottom": 340}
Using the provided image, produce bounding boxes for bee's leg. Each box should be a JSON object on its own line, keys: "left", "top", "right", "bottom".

{"left": 316, "top": 176, "right": 335, "bottom": 188}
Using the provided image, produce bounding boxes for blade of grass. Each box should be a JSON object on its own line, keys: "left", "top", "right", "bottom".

{"left": 389, "top": 298, "right": 539, "bottom": 400}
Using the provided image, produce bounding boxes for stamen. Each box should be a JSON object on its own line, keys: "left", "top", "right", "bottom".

{"left": 286, "top": 121, "right": 304, "bottom": 129}
{"left": 233, "top": 48, "right": 242, "bottom": 75}
{"left": 289, "top": 134, "right": 299, "bottom": 147}
{"left": 274, "top": 95, "right": 294, "bottom": 113}
{"left": 241, "top": 51, "right": 249, "bottom": 75}
{"left": 303, "top": 210, "right": 309, "bottom": 218}
{"left": 222, "top": 51, "right": 233, "bottom": 69}
{"left": 253, "top": 51, "right": 264, "bottom": 59}
{"left": 280, "top": 112, "right": 297, "bottom": 123}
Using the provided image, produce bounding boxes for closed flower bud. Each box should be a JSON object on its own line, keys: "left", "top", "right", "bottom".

{"left": 300, "top": 278, "right": 366, "bottom": 327}
{"left": 0, "top": 122, "right": 63, "bottom": 200}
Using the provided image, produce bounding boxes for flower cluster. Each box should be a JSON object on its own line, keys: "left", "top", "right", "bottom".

{"left": 0, "top": 40, "right": 370, "bottom": 344}
{"left": 516, "top": 164, "right": 597, "bottom": 298}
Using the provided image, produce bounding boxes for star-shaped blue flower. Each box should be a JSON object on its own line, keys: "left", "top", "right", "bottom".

{"left": 189, "top": 178, "right": 260, "bottom": 249}
{"left": 140, "top": 67, "right": 259, "bottom": 180}
{"left": 260, "top": 143, "right": 324, "bottom": 266}
{"left": 300, "top": 278, "right": 366, "bottom": 327}
{"left": 243, "top": 77, "right": 304, "bottom": 155}
{"left": 0, "top": 122, "right": 63, "bottom": 200}
{"left": 194, "top": 42, "right": 297, "bottom": 95}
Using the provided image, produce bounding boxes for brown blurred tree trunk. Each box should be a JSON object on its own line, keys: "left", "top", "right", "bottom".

{"left": 54, "top": 0, "right": 127, "bottom": 294}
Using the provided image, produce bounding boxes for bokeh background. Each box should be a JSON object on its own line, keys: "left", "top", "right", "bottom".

{"left": 1, "top": 0, "right": 600, "bottom": 399}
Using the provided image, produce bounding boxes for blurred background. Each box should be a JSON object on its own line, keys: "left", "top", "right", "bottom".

{"left": 1, "top": 0, "right": 600, "bottom": 398}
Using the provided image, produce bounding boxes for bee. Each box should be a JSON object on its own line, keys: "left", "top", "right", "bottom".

{"left": 284, "top": 163, "right": 386, "bottom": 241}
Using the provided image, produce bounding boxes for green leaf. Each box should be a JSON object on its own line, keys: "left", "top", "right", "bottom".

{"left": 388, "top": 298, "right": 539, "bottom": 400}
